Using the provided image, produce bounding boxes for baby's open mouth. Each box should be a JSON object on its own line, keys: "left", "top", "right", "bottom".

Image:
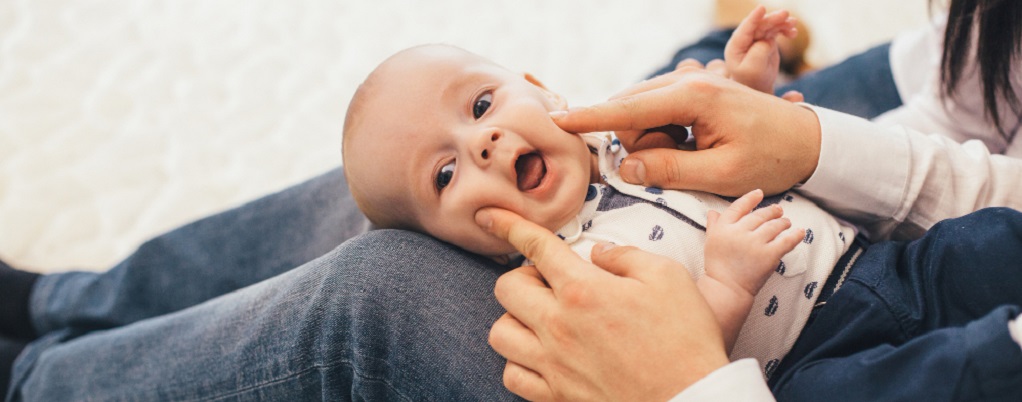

{"left": 515, "top": 152, "right": 546, "bottom": 191}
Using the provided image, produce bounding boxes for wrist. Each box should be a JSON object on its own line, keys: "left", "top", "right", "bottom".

{"left": 792, "top": 103, "right": 822, "bottom": 184}
{"left": 702, "top": 272, "right": 756, "bottom": 306}
{"left": 697, "top": 275, "right": 754, "bottom": 352}
{"left": 675, "top": 348, "right": 732, "bottom": 391}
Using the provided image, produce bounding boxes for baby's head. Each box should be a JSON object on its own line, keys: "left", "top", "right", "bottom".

{"left": 342, "top": 45, "right": 593, "bottom": 256}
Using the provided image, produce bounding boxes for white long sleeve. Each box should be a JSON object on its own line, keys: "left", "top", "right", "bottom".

{"left": 800, "top": 106, "right": 1022, "bottom": 241}
{"left": 667, "top": 359, "right": 774, "bottom": 402}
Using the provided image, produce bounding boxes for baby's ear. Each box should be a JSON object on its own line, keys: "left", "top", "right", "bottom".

{"left": 524, "top": 73, "right": 567, "bottom": 111}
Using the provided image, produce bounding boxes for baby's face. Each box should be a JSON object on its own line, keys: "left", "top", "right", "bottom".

{"left": 344, "top": 45, "right": 593, "bottom": 256}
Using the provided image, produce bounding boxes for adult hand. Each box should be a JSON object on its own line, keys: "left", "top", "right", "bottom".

{"left": 551, "top": 67, "right": 821, "bottom": 196}
{"left": 478, "top": 208, "right": 729, "bottom": 401}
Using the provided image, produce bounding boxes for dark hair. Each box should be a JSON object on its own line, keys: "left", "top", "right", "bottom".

{"left": 938, "top": 0, "right": 1022, "bottom": 140}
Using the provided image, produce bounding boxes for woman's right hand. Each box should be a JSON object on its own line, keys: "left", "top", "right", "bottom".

{"left": 551, "top": 66, "right": 819, "bottom": 196}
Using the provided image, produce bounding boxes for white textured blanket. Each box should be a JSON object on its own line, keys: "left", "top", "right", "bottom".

{"left": 0, "top": 0, "right": 928, "bottom": 272}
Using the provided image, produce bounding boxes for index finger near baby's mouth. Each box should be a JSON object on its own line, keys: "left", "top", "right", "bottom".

{"left": 476, "top": 208, "right": 585, "bottom": 287}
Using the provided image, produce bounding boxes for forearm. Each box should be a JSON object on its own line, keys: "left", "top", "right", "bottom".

{"left": 696, "top": 276, "right": 753, "bottom": 352}
{"left": 799, "top": 106, "right": 1022, "bottom": 240}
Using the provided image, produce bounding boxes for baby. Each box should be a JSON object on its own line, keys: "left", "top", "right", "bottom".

{"left": 341, "top": 8, "right": 854, "bottom": 373}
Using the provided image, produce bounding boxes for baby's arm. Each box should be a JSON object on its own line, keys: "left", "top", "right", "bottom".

{"left": 724, "top": 5, "right": 798, "bottom": 94}
{"left": 696, "top": 189, "right": 804, "bottom": 353}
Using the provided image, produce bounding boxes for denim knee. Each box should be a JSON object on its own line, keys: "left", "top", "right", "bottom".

{"left": 902, "top": 207, "right": 1022, "bottom": 328}
{"left": 922, "top": 207, "right": 1022, "bottom": 281}
{"left": 314, "top": 230, "right": 517, "bottom": 401}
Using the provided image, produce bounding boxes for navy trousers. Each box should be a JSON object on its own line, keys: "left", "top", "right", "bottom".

{"left": 770, "top": 208, "right": 1022, "bottom": 401}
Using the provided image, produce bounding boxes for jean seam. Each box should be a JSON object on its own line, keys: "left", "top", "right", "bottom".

{"left": 178, "top": 358, "right": 414, "bottom": 402}
{"left": 845, "top": 276, "right": 915, "bottom": 340}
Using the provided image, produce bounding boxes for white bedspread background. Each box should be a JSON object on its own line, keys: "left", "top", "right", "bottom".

{"left": 0, "top": 0, "right": 929, "bottom": 272}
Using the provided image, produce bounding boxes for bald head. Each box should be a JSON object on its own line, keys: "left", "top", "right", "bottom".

{"left": 341, "top": 45, "right": 499, "bottom": 229}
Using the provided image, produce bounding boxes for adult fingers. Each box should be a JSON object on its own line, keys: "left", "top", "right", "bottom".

{"left": 493, "top": 267, "right": 556, "bottom": 329}
{"left": 503, "top": 360, "right": 553, "bottom": 402}
{"left": 705, "top": 59, "right": 729, "bottom": 78}
{"left": 551, "top": 71, "right": 711, "bottom": 135}
{"left": 489, "top": 313, "right": 546, "bottom": 372}
{"left": 590, "top": 241, "right": 692, "bottom": 286}
{"left": 675, "top": 58, "right": 705, "bottom": 71}
{"left": 621, "top": 124, "right": 690, "bottom": 154}
{"left": 619, "top": 146, "right": 745, "bottom": 195}
{"left": 477, "top": 208, "right": 587, "bottom": 288}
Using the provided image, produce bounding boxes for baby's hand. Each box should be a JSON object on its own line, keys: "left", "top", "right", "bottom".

{"left": 724, "top": 5, "right": 798, "bottom": 94}
{"left": 704, "top": 189, "right": 804, "bottom": 298}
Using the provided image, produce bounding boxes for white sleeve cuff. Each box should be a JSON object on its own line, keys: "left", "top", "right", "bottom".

{"left": 667, "top": 359, "right": 774, "bottom": 402}
{"left": 797, "top": 105, "right": 912, "bottom": 225}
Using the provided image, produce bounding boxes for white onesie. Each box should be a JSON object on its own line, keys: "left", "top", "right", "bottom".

{"left": 555, "top": 134, "right": 859, "bottom": 377}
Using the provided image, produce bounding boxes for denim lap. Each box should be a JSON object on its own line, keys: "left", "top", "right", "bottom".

{"left": 13, "top": 230, "right": 519, "bottom": 401}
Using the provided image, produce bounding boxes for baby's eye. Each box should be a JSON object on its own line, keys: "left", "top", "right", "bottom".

{"left": 473, "top": 92, "right": 493, "bottom": 119}
{"left": 435, "top": 160, "right": 456, "bottom": 192}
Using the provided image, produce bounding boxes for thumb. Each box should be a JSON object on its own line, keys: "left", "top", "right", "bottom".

{"left": 620, "top": 146, "right": 739, "bottom": 195}
{"left": 588, "top": 243, "right": 633, "bottom": 277}
{"left": 590, "top": 242, "right": 696, "bottom": 287}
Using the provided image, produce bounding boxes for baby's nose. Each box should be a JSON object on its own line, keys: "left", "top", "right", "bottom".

{"left": 480, "top": 132, "right": 501, "bottom": 160}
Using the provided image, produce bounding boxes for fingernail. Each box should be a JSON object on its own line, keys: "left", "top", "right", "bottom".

{"left": 548, "top": 110, "right": 567, "bottom": 119}
{"left": 475, "top": 210, "right": 493, "bottom": 231}
{"left": 620, "top": 159, "right": 646, "bottom": 184}
{"left": 593, "top": 242, "right": 617, "bottom": 254}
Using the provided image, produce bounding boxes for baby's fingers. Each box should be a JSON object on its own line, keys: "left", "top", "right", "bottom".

{"left": 755, "top": 216, "right": 792, "bottom": 240}
{"left": 770, "top": 227, "right": 806, "bottom": 255}
{"left": 756, "top": 10, "right": 791, "bottom": 37}
{"left": 780, "top": 18, "right": 799, "bottom": 38}
{"left": 758, "top": 18, "right": 798, "bottom": 41}
{"left": 739, "top": 204, "right": 783, "bottom": 230}
{"left": 720, "top": 189, "right": 765, "bottom": 224}
{"left": 707, "top": 210, "right": 721, "bottom": 228}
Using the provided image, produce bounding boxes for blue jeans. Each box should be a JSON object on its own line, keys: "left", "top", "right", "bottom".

{"left": 648, "top": 29, "right": 903, "bottom": 119}
{"left": 13, "top": 169, "right": 518, "bottom": 401}
{"left": 770, "top": 208, "right": 1022, "bottom": 401}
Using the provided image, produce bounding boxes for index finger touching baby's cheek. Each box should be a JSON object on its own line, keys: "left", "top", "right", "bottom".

{"left": 477, "top": 208, "right": 560, "bottom": 261}
{"left": 476, "top": 208, "right": 585, "bottom": 286}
